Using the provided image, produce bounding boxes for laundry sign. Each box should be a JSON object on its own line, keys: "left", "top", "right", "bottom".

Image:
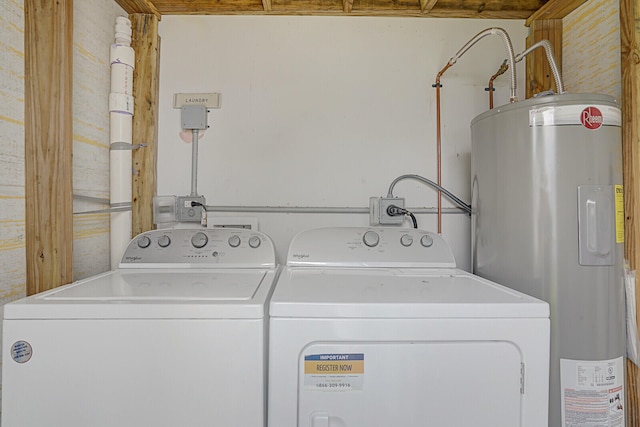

{"left": 304, "top": 353, "right": 364, "bottom": 391}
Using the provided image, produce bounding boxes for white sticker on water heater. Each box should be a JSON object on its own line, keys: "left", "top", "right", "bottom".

{"left": 560, "top": 357, "right": 624, "bottom": 427}
{"left": 529, "top": 104, "right": 621, "bottom": 127}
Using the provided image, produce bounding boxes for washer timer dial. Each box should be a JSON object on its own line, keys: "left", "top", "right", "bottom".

{"left": 191, "top": 232, "right": 208, "bottom": 248}
{"left": 363, "top": 231, "right": 380, "bottom": 247}
{"left": 158, "top": 235, "right": 171, "bottom": 248}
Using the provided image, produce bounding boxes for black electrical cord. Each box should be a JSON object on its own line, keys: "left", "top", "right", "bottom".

{"left": 387, "top": 205, "right": 418, "bottom": 229}
{"left": 191, "top": 201, "right": 208, "bottom": 211}
{"left": 407, "top": 211, "right": 418, "bottom": 229}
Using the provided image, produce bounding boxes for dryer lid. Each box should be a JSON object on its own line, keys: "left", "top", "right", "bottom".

{"left": 269, "top": 267, "right": 549, "bottom": 319}
{"left": 4, "top": 268, "right": 278, "bottom": 319}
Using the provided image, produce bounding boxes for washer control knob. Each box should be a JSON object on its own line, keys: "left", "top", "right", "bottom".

{"left": 158, "top": 235, "right": 171, "bottom": 248}
{"left": 363, "top": 231, "right": 380, "bottom": 247}
{"left": 191, "top": 232, "right": 208, "bottom": 248}
{"left": 248, "top": 236, "right": 261, "bottom": 248}
{"left": 400, "top": 234, "right": 413, "bottom": 247}
{"left": 137, "top": 235, "right": 151, "bottom": 249}
{"left": 228, "top": 235, "right": 241, "bottom": 248}
{"left": 420, "top": 234, "right": 434, "bottom": 248}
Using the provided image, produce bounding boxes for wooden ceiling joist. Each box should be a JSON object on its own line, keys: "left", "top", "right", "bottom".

{"left": 113, "top": 0, "right": 162, "bottom": 19}
{"left": 420, "top": 0, "right": 438, "bottom": 14}
{"left": 114, "top": 0, "right": 549, "bottom": 19}
{"left": 525, "top": 0, "right": 588, "bottom": 26}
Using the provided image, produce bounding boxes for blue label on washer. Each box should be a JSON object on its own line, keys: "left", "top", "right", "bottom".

{"left": 11, "top": 341, "right": 33, "bottom": 363}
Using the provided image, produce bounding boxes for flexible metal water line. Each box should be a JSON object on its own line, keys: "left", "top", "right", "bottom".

{"left": 433, "top": 27, "right": 517, "bottom": 233}
{"left": 515, "top": 39, "right": 565, "bottom": 94}
{"left": 448, "top": 27, "right": 518, "bottom": 103}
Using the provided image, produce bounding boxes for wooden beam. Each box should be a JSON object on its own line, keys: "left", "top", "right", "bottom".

{"left": 130, "top": 14, "right": 160, "bottom": 237}
{"left": 263, "top": 0, "right": 273, "bottom": 12}
{"left": 24, "top": 0, "right": 74, "bottom": 295}
{"left": 620, "top": 0, "right": 640, "bottom": 424}
{"left": 343, "top": 0, "right": 353, "bottom": 13}
{"left": 525, "top": 0, "right": 588, "bottom": 26}
{"left": 525, "top": 19, "right": 562, "bottom": 98}
{"left": 114, "top": 0, "right": 162, "bottom": 19}
{"left": 420, "top": 0, "right": 438, "bottom": 13}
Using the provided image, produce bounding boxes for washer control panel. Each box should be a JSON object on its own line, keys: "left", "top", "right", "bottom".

{"left": 287, "top": 227, "right": 456, "bottom": 268}
{"left": 120, "top": 228, "right": 275, "bottom": 268}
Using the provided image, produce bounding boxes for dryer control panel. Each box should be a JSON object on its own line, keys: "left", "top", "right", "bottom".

{"left": 119, "top": 228, "right": 275, "bottom": 268}
{"left": 287, "top": 227, "right": 456, "bottom": 268}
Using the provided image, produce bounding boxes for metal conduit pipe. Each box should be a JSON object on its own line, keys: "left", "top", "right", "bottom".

{"left": 514, "top": 39, "right": 565, "bottom": 94}
{"left": 204, "top": 205, "right": 467, "bottom": 215}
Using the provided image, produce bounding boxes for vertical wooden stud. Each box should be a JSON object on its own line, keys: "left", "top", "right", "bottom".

{"left": 130, "top": 13, "right": 160, "bottom": 237}
{"left": 620, "top": 0, "right": 640, "bottom": 424}
{"left": 526, "top": 19, "right": 563, "bottom": 98}
{"left": 24, "top": 0, "right": 74, "bottom": 295}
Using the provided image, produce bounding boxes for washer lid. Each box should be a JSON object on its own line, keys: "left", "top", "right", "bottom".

{"left": 4, "top": 268, "right": 278, "bottom": 319}
{"left": 269, "top": 268, "right": 549, "bottom": 319}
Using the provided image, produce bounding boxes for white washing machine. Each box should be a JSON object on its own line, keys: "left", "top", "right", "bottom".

{"left": 2, "top": 228, "right": 278, "bottom": 427}
{"left": 268, "top": 227, "right": 550, "bottom": 427}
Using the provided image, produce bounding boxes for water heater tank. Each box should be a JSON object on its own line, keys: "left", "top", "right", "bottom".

{"left": 471, "top": 93, "right": 625, "bottom": 427}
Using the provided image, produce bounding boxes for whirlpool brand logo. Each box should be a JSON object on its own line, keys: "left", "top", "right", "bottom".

{"left": 292, "top": 253, "right": 310, "bottom": 259}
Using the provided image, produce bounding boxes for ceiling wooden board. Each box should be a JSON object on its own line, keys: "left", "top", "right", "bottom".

{"left": 115, "top": 0, "right": 553, "bottom": 18}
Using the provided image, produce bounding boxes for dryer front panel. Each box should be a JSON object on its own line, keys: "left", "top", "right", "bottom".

{"left": 298, "top": 341, "right": 522, "bottom": 427}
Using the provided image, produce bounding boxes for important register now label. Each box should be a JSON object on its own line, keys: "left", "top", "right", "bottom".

{"left": 304, "top": 354, "right": 364, "bottom": 391}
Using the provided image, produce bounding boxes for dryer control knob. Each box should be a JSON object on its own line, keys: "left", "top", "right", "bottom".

{"left": 248, "top": 236, "right": 261, "bottom": 248}
{"left": 191, "top": 232, "right": 208, "bottom": 248}
{"left": 420, "top": 234, "right": 434, "bottom": 248}
{"left": 228, "top": 235, "right": 241, "bottom": 248}
{"left": 137, "top": 235, "right": 151, "bottom": 249}
{"left": 158, "top": 235, "right": 171, "bottom": 248}
{"left": 400, "top": 234, "right": 413, "bottom": 247}
{"left": 363, "top": 231, "right": 380, "bottom": 247}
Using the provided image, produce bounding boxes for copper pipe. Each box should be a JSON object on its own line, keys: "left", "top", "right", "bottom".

{"left": 434, "top": 62, "right": 452, "bottom": 235}
{"left": 487, "top": 60, "right": 509, "bottom": 109}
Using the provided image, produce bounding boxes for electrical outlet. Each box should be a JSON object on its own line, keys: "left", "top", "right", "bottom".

{"left": 177, "top": 195, "right": 206, "bottom": 222}
{"left": 379, "top": 197, "right": 405, "bottom": 225}
{"left": 369, "top": 197, "right": 405, "bottom": 225}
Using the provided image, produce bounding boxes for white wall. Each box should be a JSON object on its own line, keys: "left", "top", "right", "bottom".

{"left": 158, "top": 16, "right": 528, "bottom": 269}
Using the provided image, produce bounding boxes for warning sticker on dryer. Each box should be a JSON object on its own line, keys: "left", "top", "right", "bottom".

{"left": 304, "top": 353, "right": 364, "bottom": 391}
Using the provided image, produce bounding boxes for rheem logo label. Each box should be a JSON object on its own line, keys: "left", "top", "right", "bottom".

{"left": 581, "top": 106, "right": 603, "bottom": 130}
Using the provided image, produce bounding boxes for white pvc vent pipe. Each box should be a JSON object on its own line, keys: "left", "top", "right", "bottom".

{"left": 109, "top": 16, "right": 134, "bottom": 269}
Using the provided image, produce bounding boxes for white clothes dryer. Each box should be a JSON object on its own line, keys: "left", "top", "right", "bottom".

{"left": 268, "top": 227, "right": 550, "bottom": 427}
{"left": 3, "top": 228, "right": 278, "bottom": 427}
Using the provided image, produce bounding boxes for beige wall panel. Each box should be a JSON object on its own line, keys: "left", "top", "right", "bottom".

{"left": 0, "top": 0, "right": 25, "bottom": 412}
{"left": 72, "top": 0, "right": 125, "bottom": 279}
{"left": 0, "top": 1, "right": 26, "bottom": 300}
{"left": 563, "top": 0, "right": 621, "bottom": 98}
